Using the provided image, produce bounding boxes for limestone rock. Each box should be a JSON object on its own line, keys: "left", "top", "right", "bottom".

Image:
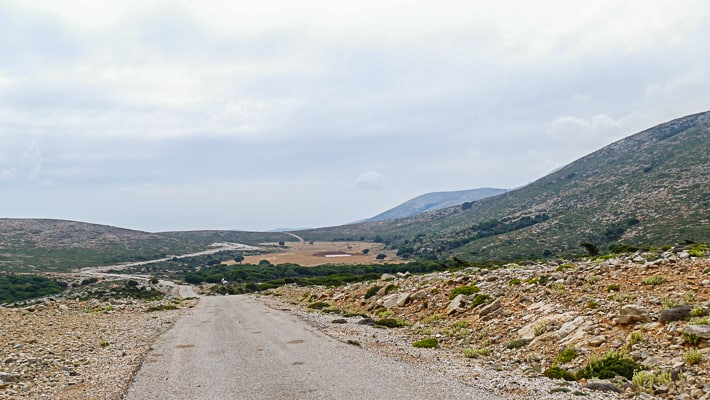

{"left": 618, "top": 304, "right": 650, "bottom": 325}
{"left": 660, "top": 305, "right": 692, "bottom": 323}
{"left": 446, "top": 294, "right": 468, "bottom": 315}
{"left": 683, "top": 325, "right": 710, "bottom": 340}
{"left": 583, "top": 380, "right": 623, "bottom": 393}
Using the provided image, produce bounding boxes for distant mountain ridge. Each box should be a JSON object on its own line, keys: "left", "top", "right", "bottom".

{"left": 368, "top": 188, "right": 509, "bottom": 222}
{"left": 296, "top": 110, "right": 710, "bottom": 260}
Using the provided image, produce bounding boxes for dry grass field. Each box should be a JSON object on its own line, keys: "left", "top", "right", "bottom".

{"left": 224, "top": 241, "right": 403, "bottom": 266}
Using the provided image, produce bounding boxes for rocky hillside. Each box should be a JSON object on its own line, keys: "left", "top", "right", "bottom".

{"left": 0, "top": 219, "right": 293, "bottom": 272}
{"left": 367, "top": 188, "right": 508, "bottom": 222}
{"left": 271, "top": 250, "right": 710, "bottom": 399}
{"left": 297, "top": 111, "right": 710, "bottom": 261}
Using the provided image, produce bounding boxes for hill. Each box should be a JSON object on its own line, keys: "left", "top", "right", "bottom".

{"left": 367, "top": 188, "right": 508, "bottom": 222}
{"left": 0, "top": 219, "right": 294, "bottom": 272}
{"left": 296, "top": 111, "right": 710, "bottom": 260}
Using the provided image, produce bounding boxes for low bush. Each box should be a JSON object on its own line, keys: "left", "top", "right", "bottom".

{"left": 641, "top": 275, "right": 667, "bottom": 286}
{"left": 449, "top": 285, "right": 480, "bottom": 300}
{"left": 470, "top": 294, "right": 491, "bottom": 308}
{"left": 412, "top": 338, "right": 438, "bottom": 348}
{"left": 556, "top": 347, "right": 578, "bottom": 364}
{"left": 685, "top": 349, "right": 702, "bottom": 365}
{"left": 506, "top": 339, "right": 530, "bottom": 349}
{"left": 375, "top": 318, "right": 406, "bottom": 328}
{"left": 307, "top": 301, "right": 331, "bottom": 310}
{"left": 576, "top": 351, "right": 645, "bottom": 380}
{"left": 544, "top": 366, "right": 576, "bottom": 381}
{"left": 364, "top": 286, "right": 382, "bottom": 299}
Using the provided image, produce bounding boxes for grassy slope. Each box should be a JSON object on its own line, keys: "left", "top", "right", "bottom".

{"left": 298, "top": 111, "right": 710, "bottom": 260}
{"left": 0, "top": 219, "right": 294, "bottom": 272}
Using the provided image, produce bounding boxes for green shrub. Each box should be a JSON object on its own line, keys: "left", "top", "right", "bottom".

{"left": 412, "top": 338, "right": 438, "bottom": 348}
{"left": 544, "top": 366, "right": 576, "bottom": 381}
{"left": 331, "top": 318, "right": 347, "bottom": 324}
{"left": 690, "top": 316, "right": 710, "bottom": 325}
{"left": 506, "top": 339, "right": 531, "bottom": 349}
{"left": 462, "top": 347, "right": 491, "bottom": 358}
{"left": 508, "top": 278, "right": 522, "bottom": 285}
{"left": 685, "top": 349, "right": 702, "bottom": 365}
{"left": 470, "top": 294, "right": 491, "bottom": 308}
{"left": 632, "top": 370, "right": 672, "bottom": 393}
{"left": 383, "top": 284, "right": 399, "bottom": 295}
{"left": 375, "top": 318, "right": 406, "bottom": 328}
{"left": 641, "top": 275, "right": 667, "bottom": 286}
{"left": 683, "top": 332, "right": 701, "bottom": 346}
{"left": 556, "top": 347, "right": 578, "bottom": 364}
{"left": 690, "top": 306, "right": 707, "bottom": 318}
{"left": 449, "top": 285, "right": 480, "bottom": 300}
{"left": 307, "top": 301, "right": 331, "bottom": 310}
{"left": 606, "top": 284, "right": 620, "bottom": 292}
{"left": 628, "top": 331, "right": 644, "bottom": 345}
{"left": 364, "top": 286, "right": 382, "bottom": 299}
{"left": 577, "top": 351, "right": 645, "bottom": 380}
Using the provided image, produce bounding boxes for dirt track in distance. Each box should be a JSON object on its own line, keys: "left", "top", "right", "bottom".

{"left": 228, "top": 241, "right": 404, "bottom": 267}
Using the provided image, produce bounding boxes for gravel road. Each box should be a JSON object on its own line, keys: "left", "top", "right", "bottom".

{"left": 124, "top": 295, "right": 500, "bottom": 400}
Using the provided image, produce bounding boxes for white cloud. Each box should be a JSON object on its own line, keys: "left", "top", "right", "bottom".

{"left": 355, "top": 171, "right": 385, "bottom": 191}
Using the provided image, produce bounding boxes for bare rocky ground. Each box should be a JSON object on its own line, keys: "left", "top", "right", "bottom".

{"left": 261, "top": 252, "right": 710, "bottom": 399}
{"left": 0, "top": 296, "right": 186, "bottom": 400}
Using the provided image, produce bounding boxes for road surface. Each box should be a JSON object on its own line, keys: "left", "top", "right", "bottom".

{"left": 124, "top": 295, "right": 499, "bottom": 400}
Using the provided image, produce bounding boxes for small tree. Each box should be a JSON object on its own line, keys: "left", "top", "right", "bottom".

{"left": 362, "top": 249, "right": 370, "bottom": 255}
{"left": 234, "top": 255, "right": 245, "bottom": 264}
{"left": 376, "top": 253, "right": 387, "bottom": 260}
{"left": 580, "top": 242, "right": 599, "bottom": 256}
{"left": 278, "top": 241, "right": 285, "bottom": 247}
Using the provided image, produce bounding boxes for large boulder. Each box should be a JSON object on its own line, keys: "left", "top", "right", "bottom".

{"left": 618, "top": 304, "right": 650, "bottom": 325}
{"left": 660, "top": 305, "right": 692, "bottom": 323}
{"left": 380, "top": 292, "right": 410, "bottom": 309}
{"left": 446, "top": 294, "right": 468, "bottom": 315}
{"left": 683, "top": 325, "right": 710, "bottom": 340}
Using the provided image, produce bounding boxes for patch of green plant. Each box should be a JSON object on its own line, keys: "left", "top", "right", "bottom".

{"left": 375, "top": 308, "right": 394, "bottom": 318}
{"left": 632, "top": 370, "right": 672, "bottom": 393}
{"left": 538, "top": 275, "right": 551, "bottom": 285}
{"left": 556, "top": 263, "right": 575, "bottom": 271}
{"left": 449, "top": 285, "right": 480, "bottom": 300}
{"left": 307, "top": 301, "right": 331, "bottom": 310}
{"left": 412, "top": 337, "right": 438, "bottom": 348}
{"left": 364, "top": 285, "right": 382, "bottom": 299}
{"left": 331, "top": 318, "right": 347, "bottom": 324}
{"left": 685, "top": 349, "right": 702, "bottom": 365}
{"left": 704, "top": 267, "right": 710, "bottom": 274}
{"left": 641, "top": 275, "right": 667, "bottom": 285}
{"left": 0, "top": 274, "right": 66, "bottom": 303}
{"left": 556, "top": 347, "right": 578, "bottom": 364}
{"left": 470, "top": 294, "right": 491, "bottom": 307}
{"left": 383, "top": 284, "right": 399, "bottom": 295}
{"left": 534, "top": 322, "right": 551, "bottom": 337}
{"left": 505, "top": 339, "right": 531, "bottom": 349}
{"left": 544, "top": 366, "right": 576, "bottom": 381}
{"left": 98, "top": 339, "right": 109, "bottom": 347}
{"left": 508, "top": 278, "right": 521, "bottom": 285}
{"left": 145, "top": 304, "right": 178, "bottom": 312}
{"left": 572, "top": 391, "right": 587, "bottom": 396}
{"left": 687, "top": 244, "right": 707, "bottom": 257}
{"left": 690, "top": 306, "right": 707, "bottom": 318}
{"left": 586, "top": 301, "right": 598, "bottom": 309}
{"left": 375, "top": 318, "right": 406, "bottom": 328}
{"left": 628, "top": 331, "right": 645, "bottom": 345}
{"left": 683, "top": 332, "right": 701, "bottom": 346}
{"left": 690, "top": 316, "right": 710, "bottom": 325}
{"left": 549, "top": 387, "right": 571, "bottom": 393}
{"left": 443, "top": 321, "right": 470, "bottom": 337}
{"left": 421, "top": 313, "right": 443, "bottom": 324}
{"left": 576, "top": 351, "right": 645, "bottom": 380}
{"left": 606, "top": 284, "right": 620, "bottom": 292}
{"left": 462, "top": 347, "right": 491, "bottom": 358}
{"left": 346, "top": 339, "right": 360, "bottom": 346}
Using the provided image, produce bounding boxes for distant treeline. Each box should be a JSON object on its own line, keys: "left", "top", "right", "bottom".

{"left": 0, "top": 274, "right": 66, "bottom": 303}
{"left": 184, "top": 259, "right": 489, "bottom": 294}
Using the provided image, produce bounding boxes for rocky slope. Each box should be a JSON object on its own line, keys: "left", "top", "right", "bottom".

{"left": 267, "top": 250, "right": 710, "bottom": 399}
{"left": 0, "top": 293, "right": 188, "bottom": 399}
{"left": 296, "top": 111, "right": 710, "bottom": 260}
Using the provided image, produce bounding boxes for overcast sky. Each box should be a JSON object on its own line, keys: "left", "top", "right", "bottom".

{"left": 1, "top": 0, "right": 709, "bottom": 232}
